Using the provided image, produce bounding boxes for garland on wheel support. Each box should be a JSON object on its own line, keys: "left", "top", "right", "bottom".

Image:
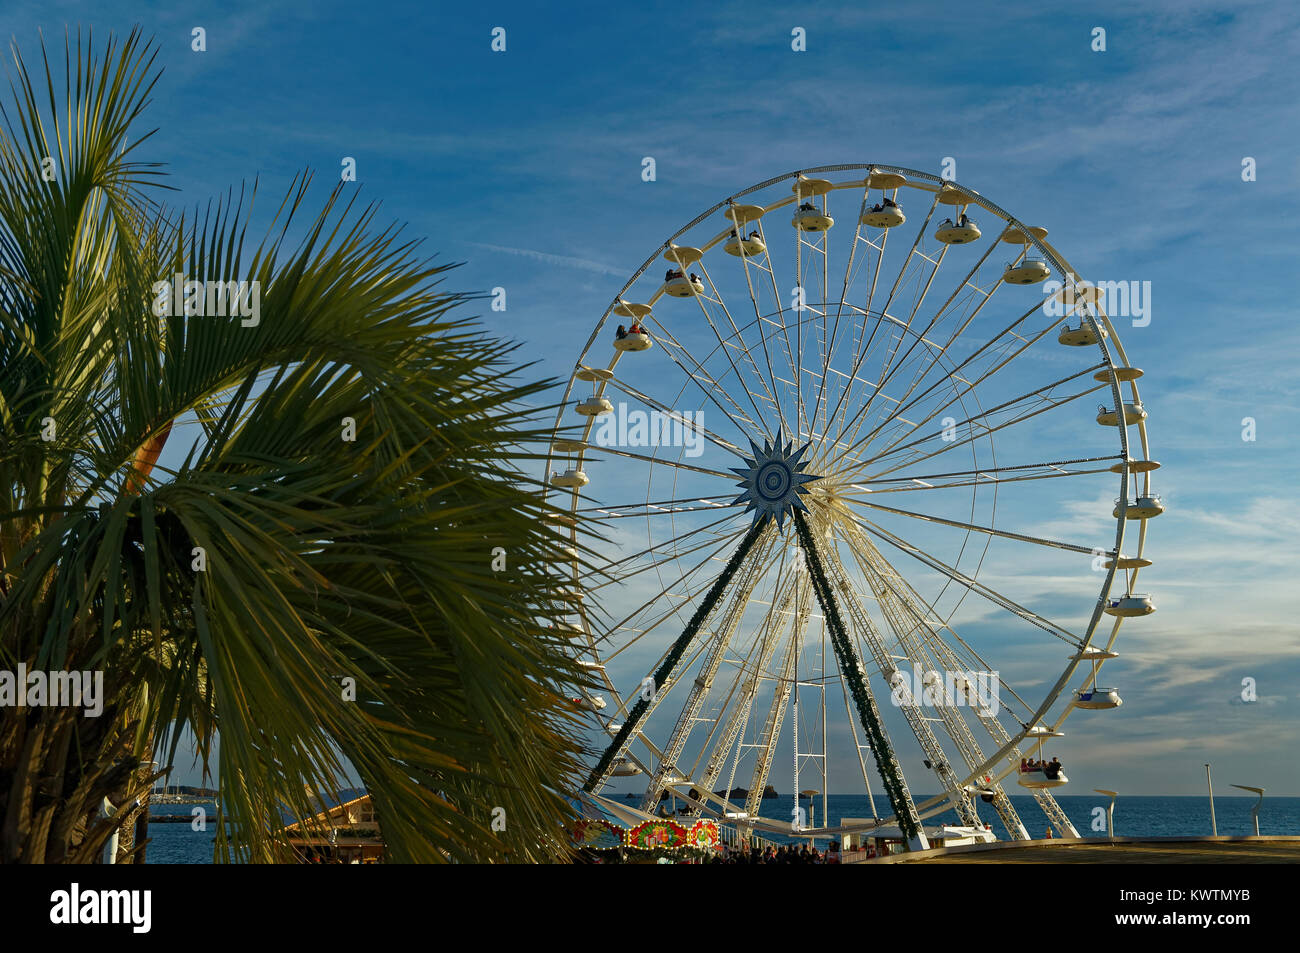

{"left": 793, "top": 510, "right": 923, "bottom": 844}
{"left": 584, "top": 515, "right": 772, "bottom": 793}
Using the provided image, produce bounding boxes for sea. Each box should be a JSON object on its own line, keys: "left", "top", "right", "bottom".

{"left": 143, "top": 796, "right": 1300, "bottom": 862}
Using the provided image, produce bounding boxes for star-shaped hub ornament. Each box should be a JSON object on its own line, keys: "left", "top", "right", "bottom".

{"left": 730, "top": 430, "right": 822, "bottom": 529}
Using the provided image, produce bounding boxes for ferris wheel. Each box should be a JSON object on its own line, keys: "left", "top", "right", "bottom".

{"left": 545, "top": 164, "right": 1159, "bottom": 848}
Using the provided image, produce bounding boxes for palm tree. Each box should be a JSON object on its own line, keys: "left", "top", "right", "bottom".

{"left": 0, "top": 29, "right": 587, "bottom": 863}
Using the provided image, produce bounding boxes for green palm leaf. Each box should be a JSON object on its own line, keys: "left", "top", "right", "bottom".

{"left": 0, "top": 28, "right": 589, "bottom": 864}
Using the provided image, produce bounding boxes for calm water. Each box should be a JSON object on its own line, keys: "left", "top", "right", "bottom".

{"left": 143, "top": 796, "right": 1300, "bottom": 862}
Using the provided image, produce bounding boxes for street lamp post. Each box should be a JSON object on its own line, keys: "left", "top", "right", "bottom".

{"left": 1231, "top": 784, "right": 1265, "bottom": 836}
{"left": 1094, "top": 789, "right": 1118, "bottom": 838}
{"left": 1205, "top": 763, "right": 1217, "bottom": 835}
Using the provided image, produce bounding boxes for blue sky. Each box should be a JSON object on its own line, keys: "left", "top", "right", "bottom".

{"left": 9, "top": 0, "right": 1298, "bottom": 804}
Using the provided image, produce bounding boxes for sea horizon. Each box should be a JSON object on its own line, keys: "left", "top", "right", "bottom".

{"left": 144, "top": 795, "right": 1300, "bottom": 863}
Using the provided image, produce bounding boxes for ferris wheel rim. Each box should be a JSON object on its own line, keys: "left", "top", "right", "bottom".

{"left": 545, "top": 164, "right": 1155, "bottom": 838}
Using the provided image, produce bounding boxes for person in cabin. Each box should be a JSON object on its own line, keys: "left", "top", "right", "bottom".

{"left": 616, "top": 324, "right": 627, "bottom": 339}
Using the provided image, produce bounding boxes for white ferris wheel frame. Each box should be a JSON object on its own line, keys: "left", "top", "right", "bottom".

{"left": 543, "top": 164, "right": 1156, "bottom": 842}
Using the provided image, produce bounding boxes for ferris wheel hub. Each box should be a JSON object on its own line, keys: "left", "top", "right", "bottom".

{"left": 730, "top": 430, "right": 822, "bottom": 529}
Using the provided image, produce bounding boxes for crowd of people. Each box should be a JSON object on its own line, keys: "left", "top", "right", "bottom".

{"left": 615, "top": 321, "right": 645, "bottom": 339}
{"left": 709, "top": 842, "right": 841, "bottom": 864}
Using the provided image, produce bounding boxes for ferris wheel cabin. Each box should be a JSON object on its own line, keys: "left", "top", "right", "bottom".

{"left": 663, "top": 271, "right": 705, "bottom": 297}
{"left": 724, "top": 230, "right": 766, "bottom": 256}
{"left": 1002, "top": 257, "right": 1051, "bottom": 284}
{"left": 793, "top": 203, "right": 834, "bottom": 231}
{"left": 551, "top": 468, "right": 589, "bottom": 489}
{"left": 861, "top": 199, "right": 905, "bottom": 228}
{"left": 1017, "top": 765, "right": 1069, "bottom": 789}
{"left": 575, "top": 396, "right": 614, "bottom": 417}
{"left": 1114, "top": 495, "right": 1164, "bottom": 519}
{"left": 935, "top": 216, "right": 981, "bottom": 243}
{"left": 1096, "top": 402, "right": 1147, "bottom": 426}
{"left": 1074, "top": 687, "right": 1123, "bottom": 709}
{"left": 614, "top": 331, "right": 653, "bottom": 351}
{"left": 1058, "top": 321, "right": 1108, "bottom": 346}
{"left": 1105, "top": 593, "right": 1156, "bottom": 617}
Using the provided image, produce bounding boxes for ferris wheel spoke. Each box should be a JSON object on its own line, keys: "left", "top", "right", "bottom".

{"left": 582, "top": 512, "right": 743, "bottom": 598}
{"left": 751, "top": 216, "right": 806, "bottom": 440}
{"left": 687, "top": 259, "right": 780, "bottom": 436}
{"left": 596, "top": 524, "right": 752, "bottom": 662}
{"left": 836, "top": 297, "right": 1048, "bottom": 461}
{"left": 578, "top": 495, "right": 737, "bottom": 516}
{"left": 860, "top": 380, "right": 1105, "bottom": 485}
{"left": 831, "top": 235, "right": 955, "bottom": 457}
{"left": 832, "top": 242, "right": 1003, "bottom": 457}
{"left": 729, "top": 214, "right": 795, "bottom": 437}
{"left": 841, "top": 510, "right": 1081, "bottom": 645}
{"left": 807, "top": 183, "right": 875, "bottom": 446}
{"left": 833, "top": 520, "right": 1050, "bottom": 729}
{"left": 844, "top": 455, "right": 1121, "bottom": 491}
{"left": 850, "top": 192, "right": 942, "bottom": 396}
{"left": 830, "top": 304, "right": 952, "bottom": 462}
{"left": 838, "top": 233, "right": 890, "bottom": 426}
{"left": 861, "top": 372, "right": 1107, "bottom": 480}
{"left": 579, "top": 444, "right": 737, "bottom": 480}
{"left": 845, "top": 495, "right": 1098, "bottom": 555}
{"left": 598, "top": 376, "right": 748, "bottom": 457}
{"left": 847, "top": 464, "right": 1115, "bottom": 495}
{"left": 634, "top": 325, "right": 766, "bottom": 445}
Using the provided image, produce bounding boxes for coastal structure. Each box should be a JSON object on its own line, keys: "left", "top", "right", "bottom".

{"left": 284, "top": 793, "right": 384, "bottom": 863}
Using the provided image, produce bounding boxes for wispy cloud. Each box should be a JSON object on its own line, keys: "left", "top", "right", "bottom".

{"left": 464, "top": 241, "right": 624, "bottom": 277}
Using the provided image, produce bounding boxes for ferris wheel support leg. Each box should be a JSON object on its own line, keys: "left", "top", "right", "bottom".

{"left": 1035, "top": 790, "right": 1080, "bottom": 838}
{"left": 582, "top": 515, "right": 773, "bottom": 794}
{"left": 991, "top": 790, "right": 1031, "bottom": 840}
{"left": 793, "top": 510, "right": 928, "bottom": 851}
